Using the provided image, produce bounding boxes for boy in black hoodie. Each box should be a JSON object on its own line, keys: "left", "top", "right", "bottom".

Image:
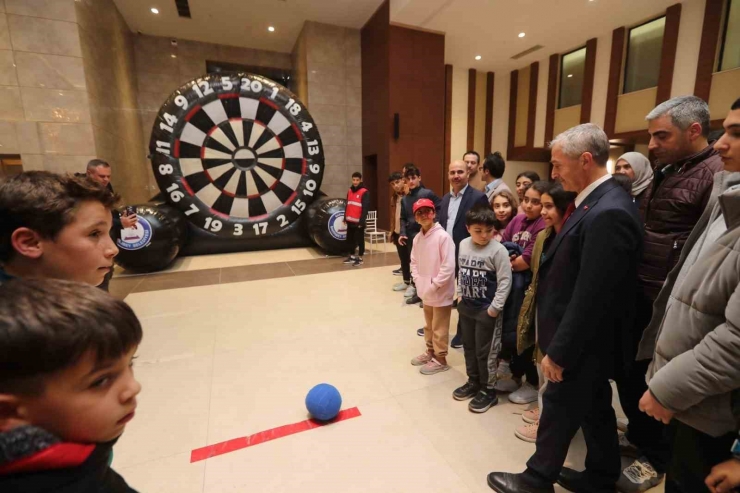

{"left": 400, "top": 165, "right": 441, "bottom": 304}
{"left": 0, "top": 278, "right": 142, "bottom": 493}
{"left": 343, "top": 172, "right": 370, "bottom": 267}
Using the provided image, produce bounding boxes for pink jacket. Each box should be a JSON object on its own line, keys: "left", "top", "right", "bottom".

{"left": 410, "top": 223, "right": 456, "bottom": 307}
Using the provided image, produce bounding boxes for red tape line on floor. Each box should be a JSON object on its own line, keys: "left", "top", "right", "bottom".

{"left": 190, "top": 407, "right": 361, "bottom": 463}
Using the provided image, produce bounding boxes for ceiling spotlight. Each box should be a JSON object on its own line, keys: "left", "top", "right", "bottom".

{"left": 268, "top": 26, "right": 275, "bottom": 32}
{"left": 475, "top": 55, "right": 482, "bottom": 60}
{"left": 150, "top": 7, "right": 159, "bottom": 14}
{"left": 567, "top": 74, "right": 573, "bottom": 78}
{"left": 518, "top": 32, "right": 526, "bottom": 38}
{"left": 171, "top": 54, "right": 177, "bottom": 58}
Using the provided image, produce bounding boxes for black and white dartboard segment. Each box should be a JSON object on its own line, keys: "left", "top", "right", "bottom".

{"left": 150, "top": 73, "right": 324, "bottom": 239}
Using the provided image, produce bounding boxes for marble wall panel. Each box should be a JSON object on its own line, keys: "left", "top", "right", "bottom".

{"left": 7, "top": 15, "right": 81, "bottom": 57}
{"left": 14, "top": 52, "right": 85, "bottom": 90}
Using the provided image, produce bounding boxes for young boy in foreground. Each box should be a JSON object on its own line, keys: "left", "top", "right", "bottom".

{"left": 0, "top": 278, "right": 142, "bottom": 492}
{"left": 0, "top": 171, "right": 119, "bottom": 287}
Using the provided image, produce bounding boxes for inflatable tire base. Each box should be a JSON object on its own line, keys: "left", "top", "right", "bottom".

{"left": 306, "top": 198, "right": 353, "bottom": 255}
{"left": 180, "top": 217, "right": 313, "bottom": 256}
{"left": 149, "top": 73, "right": 324, "bottom": 241}
{"left": 114, "top": 204, "right": 187, "bottom": 272}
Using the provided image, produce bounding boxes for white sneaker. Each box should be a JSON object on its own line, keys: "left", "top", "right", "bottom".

{"left": 404, "top": 285, "right": 416, "bottom": 298}
{"left": 393, "top": 282, "right": 408, "bottom": 291}
{"left": 493, "top": 378, "right": 520, "bottom": 393}
{"left": 509, "top": 382, "right": 538, "bottom": 404}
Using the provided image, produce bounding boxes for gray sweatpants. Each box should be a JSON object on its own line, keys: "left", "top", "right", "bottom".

{"left": 458, "top": 300, "right": 503, "bottom": 389}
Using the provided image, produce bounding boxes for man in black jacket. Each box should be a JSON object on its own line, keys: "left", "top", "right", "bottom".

{"left": 438, "top": 160, "right": 489, "bottom": 346}
{"left": 400, "top": 165, "right": 441, "bottom": 305}
{"left": 487, "top": 124, "right": 642, "bottom": 493}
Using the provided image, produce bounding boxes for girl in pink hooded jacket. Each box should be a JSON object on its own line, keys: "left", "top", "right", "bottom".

{"left": 409, "top": 198, "right": 456, "bottom": 375}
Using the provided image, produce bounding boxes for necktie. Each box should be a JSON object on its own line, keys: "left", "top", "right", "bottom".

{"left": 562, "top": 202, "right": 576, "bottom": 225}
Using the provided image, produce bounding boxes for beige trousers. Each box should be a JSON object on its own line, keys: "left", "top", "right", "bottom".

{"left": 422, "top": 305, "right": 452, "bottom": 358}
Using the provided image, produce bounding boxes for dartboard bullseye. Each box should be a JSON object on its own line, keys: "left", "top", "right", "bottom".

{"left": 149, "top": 73, "right": 324, "bottom": 239}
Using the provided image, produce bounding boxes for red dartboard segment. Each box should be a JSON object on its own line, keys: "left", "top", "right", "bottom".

{"left": 291, "top": 122, "right": 303, "bottom": 141}
{"left": 259, "top": 97, "right": 278, "bottom": 111}
{"left": 180, "top": 178, "right": 194, "bottom": 196}
{"left": 185, "top": 104, "right": 201, "bottom": 122}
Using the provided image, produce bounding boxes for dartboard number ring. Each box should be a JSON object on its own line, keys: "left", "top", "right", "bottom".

{"left": 149, "top": 73, "right": 324, "bottom": 239}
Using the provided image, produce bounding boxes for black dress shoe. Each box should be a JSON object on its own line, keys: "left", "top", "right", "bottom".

{"left": 556, "top": 467, "right": 615, "bottom": 493}
{"left": 487, "top": 472, "right": 554, "bottom": 493}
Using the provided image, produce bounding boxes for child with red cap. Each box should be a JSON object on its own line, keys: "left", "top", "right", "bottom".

{"left": 409, "top": 198, "right": 456, "bottom": 374}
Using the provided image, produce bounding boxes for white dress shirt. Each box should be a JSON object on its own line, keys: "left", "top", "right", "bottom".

{"left": 446, "top": 184, "right": 468, "bottom": 237}
{"left": 574, "top": 173, "right": 612, "bottom": 208}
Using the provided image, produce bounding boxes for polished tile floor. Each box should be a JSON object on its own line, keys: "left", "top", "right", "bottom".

{"left": 111, "top": 250, "right": 664, "bottom": 493}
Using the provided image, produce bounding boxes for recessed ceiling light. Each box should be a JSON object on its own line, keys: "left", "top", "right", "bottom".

{"left": 150, "top": 7, "right": 159, "bottom": 14}
{"left": 567, "top": 74, "right": 573, "bottom": 78}
{"left": 268, "top": 26, "right": 275, "bottom": 32}
{"left": 475, "top": 55, "right": 482, "bottom": 60}
{"left": 171, "top": 54, "right": 177, "bottom": 58}
{"left": 518, "top": 32, "right": 526, "bottom": 38}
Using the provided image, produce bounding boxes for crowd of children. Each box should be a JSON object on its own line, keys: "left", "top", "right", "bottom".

{"left": 0, "top": 96, "right": 739, "bottom": 492}
{"left": 383, "top": 154, "right": 556, "bottom": 441}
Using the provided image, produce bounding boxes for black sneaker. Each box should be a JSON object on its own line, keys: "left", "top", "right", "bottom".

{"left": 353, "top": 257, "right": 363, "bottom": 267}
{"left": 406, "top": 294, "right": 421, "bottom": 305}
{"left": 416, "top": 327, "right": 424, "bottom": 336}
{"left": 469, "top": 390, "right": 498, "bottom": 413}
{"left": 453, "top": 382, "right": 480, "bottom": 401}
{"left": 343, "top": 256, "right": 356, "bottom": 264}
{"left": 450, "top": 333, "right": 463, "bottom": 348}
{"left": 392, "top": 268, "right": 402, "bottom": 276}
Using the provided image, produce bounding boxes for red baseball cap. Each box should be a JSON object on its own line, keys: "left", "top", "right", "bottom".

{"left": 413, "top": 198, "right": 435, "bottom": 214}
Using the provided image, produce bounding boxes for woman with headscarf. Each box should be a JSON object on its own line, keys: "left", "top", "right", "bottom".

{"left": 614, "top": 152, "right": 654, "bottom": 212}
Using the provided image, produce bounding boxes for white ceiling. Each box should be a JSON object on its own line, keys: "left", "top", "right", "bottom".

{"left": 112, "top": 0, "right": 385, "bottom": 53}
{"left": 392, "top": 0, "right": 681, "bottom": 72}
{"left": 114, "top": 0, "right": 681, "bottom": 71}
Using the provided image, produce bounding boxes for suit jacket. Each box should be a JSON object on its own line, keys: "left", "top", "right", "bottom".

{"left": 438, "top": 186, "right": 489, "bottom": 248}
{"left": 536, "top": 178, "right": 642, "bottom": 373}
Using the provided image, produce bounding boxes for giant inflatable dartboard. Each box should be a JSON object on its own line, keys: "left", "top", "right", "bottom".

{"left": 149, "top": 73, "right": 324, "bottom": 239}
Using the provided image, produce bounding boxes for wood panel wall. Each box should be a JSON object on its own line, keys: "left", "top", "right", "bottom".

{"left": 361, "top": 1, "right": 390, "bottom": 228}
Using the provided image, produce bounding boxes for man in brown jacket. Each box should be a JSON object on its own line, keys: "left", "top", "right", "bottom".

{"left": 616, "top": 95, "right": 724, "bottom": 492}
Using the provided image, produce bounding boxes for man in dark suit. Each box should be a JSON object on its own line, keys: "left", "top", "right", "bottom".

{"left": 487, "top": 124, "right": 643, "bottom": 493}
{"left": 439, "top": 160, "right": 490, "bottom": 247}
{"left": 438, "top": 160, "right": 489, "bottom": 346}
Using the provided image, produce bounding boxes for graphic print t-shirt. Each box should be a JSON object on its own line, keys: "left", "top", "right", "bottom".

{"left": 457, "top": 238, "right": 512, "bottom": 311}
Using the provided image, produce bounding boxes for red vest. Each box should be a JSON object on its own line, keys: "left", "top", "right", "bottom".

{"left": 345, "top": 188, "right": 367, "bottom": 223}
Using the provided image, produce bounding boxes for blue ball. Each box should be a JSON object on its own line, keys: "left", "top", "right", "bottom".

{"left": 305, "top": 383, "right": 342, "bottom": 421}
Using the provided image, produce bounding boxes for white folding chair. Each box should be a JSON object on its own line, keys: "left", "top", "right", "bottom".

{"left": 364, "top": 211, "right": 387, "bottom": 254}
